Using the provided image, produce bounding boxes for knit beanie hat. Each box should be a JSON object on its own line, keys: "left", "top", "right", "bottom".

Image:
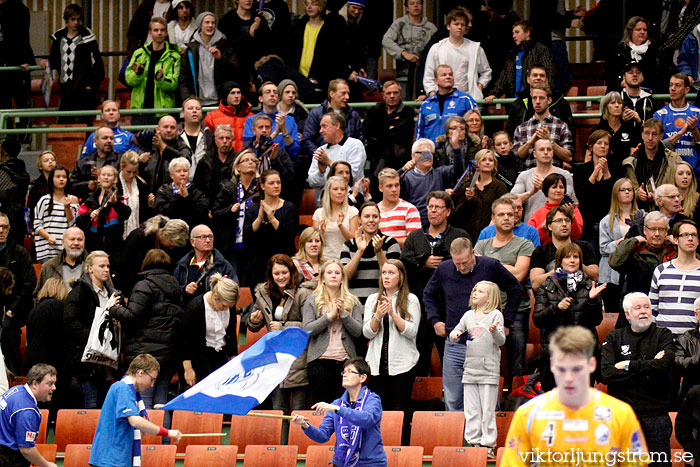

{"left": 277, "top": 79, "right": 298, "bottom": 96}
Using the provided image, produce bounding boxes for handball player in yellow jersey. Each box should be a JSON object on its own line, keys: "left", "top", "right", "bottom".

{"left": 502, "top": 326, "right": 649, "bottom": 467}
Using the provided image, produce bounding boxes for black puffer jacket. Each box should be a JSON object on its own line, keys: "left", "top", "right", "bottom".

{"left": 109, "top": 268, "right": 183, "bottom": 368}
{"left": 533, "top": 273, "right": 603, "bottom": 346}
{"left": 675, "top": 325, "right": 700, "bottom": 405}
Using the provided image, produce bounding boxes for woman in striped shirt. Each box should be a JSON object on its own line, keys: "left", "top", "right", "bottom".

{"left": 33, "top": 165, "right": 79, "bottom": 262}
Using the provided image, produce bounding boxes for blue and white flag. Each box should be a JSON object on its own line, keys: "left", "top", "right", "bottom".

{"left": 161, "top": 327, "right": 309, "bottom": 414}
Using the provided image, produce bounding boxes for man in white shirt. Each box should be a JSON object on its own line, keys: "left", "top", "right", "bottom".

{"left": 422, "top": 8, "right": 491, "bottom": 101}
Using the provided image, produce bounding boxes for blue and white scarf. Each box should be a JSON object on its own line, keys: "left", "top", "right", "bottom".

{"left": 336, "top": 386, "right": 370, "bottom": 467}
{"left": 122, "top": 375, "right": 149, "bottom": 467}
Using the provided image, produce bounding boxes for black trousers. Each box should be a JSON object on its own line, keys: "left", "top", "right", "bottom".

{"left": 0, "top": 444, "right": 29, "bottom": 467}
{"left": 307, "top": 358, "right": 345, "bottom": 405}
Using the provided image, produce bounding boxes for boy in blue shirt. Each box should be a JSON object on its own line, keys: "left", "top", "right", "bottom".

{"left": 90, "top": 354, "right": 181, "bottom": 467}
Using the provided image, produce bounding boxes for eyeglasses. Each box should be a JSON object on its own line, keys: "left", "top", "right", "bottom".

{"left": 550, "top": 218, "right": 572, "bottom": 224}
{"left": 678, "top": 233, "right": 699, "bottom": 239}
{"left": 143, "top": 372, "right": 158, "bottom": 383}
{"left": 661, "top": 194, "right": 682, "bottom": 200}
{"left": 618, "top": 188, "right": 634, "bottom": 193}
{"left": 645, "top": 227, "right": 668, "bottom": 233}
{"left": 193, "top": 234, "right": 214, "bottom": 240}
{"left": 341, "top": 370, "right": 361, "bottom": 376}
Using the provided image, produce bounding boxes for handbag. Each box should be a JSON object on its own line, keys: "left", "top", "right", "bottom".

{"left": 81, "top": 306, "right": 120, "bottom": 369}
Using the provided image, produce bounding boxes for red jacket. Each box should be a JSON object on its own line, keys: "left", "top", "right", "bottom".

{"left": 528, "top": 201, "right": 584, "bottom": 245}
{"left": 204, "top": 97, "right": 253, "bottom": 153}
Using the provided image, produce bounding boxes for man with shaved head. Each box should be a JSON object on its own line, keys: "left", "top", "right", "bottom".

{"left": 136, "top": 115, "right": 192, "bottom": 192}
{"left": 70, "top": 127, "right": 122, "bottom": 199}
{"left": 173, "top": 224, "right": 236, "bottom": 304}
{"left": 34, "top": 226, "right": 87, "bottom": 296}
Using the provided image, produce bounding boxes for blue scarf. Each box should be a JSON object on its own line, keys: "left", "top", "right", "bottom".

{"left": 336, "top": 386, "right": 370, "bottom": 467}
{"left": 122, "top": 375, "right": 149, "bottom": 467}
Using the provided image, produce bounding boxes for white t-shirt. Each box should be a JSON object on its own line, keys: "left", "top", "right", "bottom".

{"left": 204, "top": 297, "right": 230, "bottom": 352}
{"left": 313, "top": 206, "right": 359, "bottom": 261}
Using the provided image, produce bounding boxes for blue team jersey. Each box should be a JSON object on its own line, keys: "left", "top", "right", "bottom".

{"left": 89, "top": 380, "right": 140, "bottom": 467}
{"left": 0, "top": 385, "right": 41, "bottom": 451}
{"left": 82, "top": 126, "right": 139, "bottom": 157}
{"left": 654, "top": 104, "right": 700, "bottom": 174}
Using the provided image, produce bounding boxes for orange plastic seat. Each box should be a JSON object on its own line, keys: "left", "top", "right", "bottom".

{"left": 37, "top": 409, "right": 49, "bottom": 444}
{"left": 288, "top": 410, "right": 335, "bottom": 454}
{"left": 54, "top": 409, "right": 101, "bottom": 452}
{"left": 63, "top": 444, "right": 92, "bottom": 467}
{"left": 171, "top": 410, "right": 224, "bottom": 453}
{"left": 142, "top": 409, "right": 165, "bottom": 445}
{"left": 380, "top": 411, "right": 404, "bottom": 447}
{"left": 242, "top": 445, "right": 297, "bottom": 467}
{"left": 384, "top": 445, "right": 423, "bottom": 467}
{"left": 229, "top": 410, "right": 282, "bottom": 451}
{"left": 495, "top": 411, "right": 515, "bottom": 448}
{"left": 305, "top": 445, "right": 336, "bottom": 467}
{"left": 432, "top": 446, "right": 488, "bottom": 467}
{"left": 596, "top": 313, "right": 618, "bottom": 344}
{"left": 184, "top": 445, "right": 239, "bottom": 467}
{"left": 411, "top": 376, "right": 442, "bottom": 401}
{"left": 409, "top": 411, "right": 465, "bottom": 455}
{"left": 141, "top": 444, "right": 177, "bottom": 466}
{"left": 31, "top": 444, "right": 56, "bottom": 467}
{"left": 670, "top": 412, "right": 681, "bottom": 450}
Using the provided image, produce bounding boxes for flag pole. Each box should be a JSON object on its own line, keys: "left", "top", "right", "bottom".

{"left": 180, "top": 433, "right": 228, "bottom": 438}
{"left": 246, "top": 411, "right": 310, "bottom": 421}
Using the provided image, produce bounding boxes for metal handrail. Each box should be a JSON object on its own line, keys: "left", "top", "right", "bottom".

{"left": 0, "top": 93, "right": 695, "bottom": 134}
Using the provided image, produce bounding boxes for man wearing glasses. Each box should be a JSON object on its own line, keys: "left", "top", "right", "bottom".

{"left": 622, "top": 118, "right": 683, "bottom": 210}
{"left": 649, "top": 219, "right": 700, "bottom": 337}
{"left": 174, "top": 224, "right": 236, "bottom": 305}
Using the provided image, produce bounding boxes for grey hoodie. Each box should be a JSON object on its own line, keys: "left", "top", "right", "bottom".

{"left": 193, "top": 12, "right": 224, "bottom": 105}
{"left": 449, "top": 309, "right": 506, "bottom": 385}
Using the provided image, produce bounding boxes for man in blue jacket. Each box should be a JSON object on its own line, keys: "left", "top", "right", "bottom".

{"left": 292, "top": 357, "right": 386, "bottom": 467}
{"left": 416, "top": 64, "right": 477, "bottom": 142}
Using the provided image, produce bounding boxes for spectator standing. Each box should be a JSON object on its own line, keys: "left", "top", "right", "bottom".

{"left": 178, "top": 97, "right": 213, "bottom": 181}
{"left": 107, "top": 249, "right": 184, "bottom": 409}
{"left": 135, "top": 116, "right": 192, "bottom": 194}
{"left": 376, "top": 169, "right": 421, "bottom": 248}
{"left": 483, "top": 0, "right": 520, "bottom": 84}
{"left": 599, "top": 178, "right": 642, "bottom": 315}
{"left": 433, "top": 116, "right": 478, "bottom": 169}
{"left": 203, "top": 81, "right": 253, "bottom": 153}
{"left": 674, "top": 296, "right": 700, "bottom": 404}
{"left": 125, "top": 17, "right": 181, "bottom": 126}
{"left": 363, "top": 81, "right": 415, "bottom": 187}
{"left": 76, "top": 166, "right": 131, "bottom": 256}
{"left": 244, "top": 114, "right": 295, "bottom": 199}
{"left": 484, "top": 20, "right": 554, "bottom": 102}
{"left": 303, "top": 260, "right": 363, "bottom": 403}
{"left": 675, "top": 161, "right": 700, "bottom": 220}
{"left": 474, "top": 197, "right": 535, "bottom": 379}
{"left": 476, "top": 193, "right": 540, "bottom": 247}
{"left": 593, "top": 92, "right": 641, "bottom": 171}
{"left": 167, "top": 0, "right": 196, "bottom": 52}
{"left": 192, "top": 124, "right": 236, "bottom": 209}
{"left": 650, "top": 219, "right": 700, "bottom": 337}
{"left": 82, "top": 101, "right": 141, "bottom": 158}
{"left": 527, "top": 173, "right": 583, "bottom": 245}
{"left": 327, "top": 161, "right": 371, "bottom": 209}
{"left": 27, "top": 151, "right": 56, "bottom": 221}
{"left": 44, "top": 4, "right": 104, "bottom": 124}
{"left": 653, "top": 73, "right": 700, "bottom": 177}
{"left": 0, "top": 364, "right": 57, "bottom": 467}
{"left": 313, "top": 177, "right": 359, "bottom": 261}
{"left": 464, "top": 109, "right": 490, "bottom": 150}
{"left": 424, "top": 237, "right": 521, "bottom": 411}
{"left": 118, "top": 151, "right": 153, "bottom": 239}
{"left": 363, "top": 259, "right": 419, "bottom": 413}
{"left": 511, "top": 138, "right": 577, "bottom": 223}
{"left": 33, "top": 166, "right": 79, "bottom": 263}
{"left": 676, "top": 385, "right": 700, "bottom": 465}
{"left": 513, "top": 83, "right": 573, "bottom": 168}
{"left": 601, "top": 292, "right": 675, "bottom": 467}
{"left": 126, "top": 0, "right": 173, "bottom": 55}
{"left": 243, "top": 169, "right": 298, "bottom": 287}
{"left": 400, "top": 191, "right": 468, "bottom": 375}
{"left": 179, "top": 12, "right": 238, "bottom": 106}
{"left": 381, "top": 0, "right": 436, "bottom": 99}
{"left": 341, "top": 202, "right": 401, "bottom": 305}
{"left": 416, "top": 65, "right": 477, "bottom": 142}
{"left": 293, "top": 227, "right": 324, "bottom": 283}
{"left": 154, "top": 157, "right": 208, "bottom": 229}
{"left": 181, "top": 274, "right": 239, "bottom": 386}
{"left": 606, "top": 17, "right": 660, "bottom": 92}
{"left": 491, "top": 131, "right": 524, "bottom": 189}
{"left": 246, "top": 254, "right": 312, "bottom": 443}
{"left": 64, "top": 251, "right": 114, "bottom": 408}
{"left": 423, "top": 8, "right": 491, "bottom": 101}
{"left": 71, "top": 128, "right": 121, "bottom": 201}
{"left": 621, "top": 62, "right": 656, "bottom": 124}
{"left": 243, "top": 81, "right": 301, "bottom": 158}
{"left": 0, "top": 212, "right": 35, "bottom": 375}
{"left": 452, "top": 148, "right": 508, "bottom": 241}
{"left": 173, "top": 224, "right": 236, "bottom": 305}
{"left": 449, "top": 281, "right": 505, "bottom": 457}
{"left": 277, "top": 80, "right": 310, "bottom": 134}
{"left": 290, "top": 0, "right": 349, "bottom": 93}
{"left": 33, "top": 227, "right": 86, "bottom": 296}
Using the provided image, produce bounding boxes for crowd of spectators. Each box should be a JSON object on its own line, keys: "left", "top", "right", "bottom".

{"left": 1, "top": 0, "right": 700, "bottom": 459}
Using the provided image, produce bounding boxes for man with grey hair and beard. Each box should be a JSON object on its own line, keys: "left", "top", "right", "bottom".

{"left": 34, "top": 226, "right": 87, "bottom": 297}
{"left": 601, "top": 292, "right": 676, "bottom": 467}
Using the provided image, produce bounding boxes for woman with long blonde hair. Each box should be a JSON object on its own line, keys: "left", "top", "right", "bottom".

{"left": 363, "top": 259, "right": 420, "bottom": 411}
{"left": 599, "top": 177, "right": 642, "bottom": 314}
{"left": 313, "top": 176, "right": 359, "bottom": 261}
{"left": 674, "top": 161, "right": 699, "bottom": 218}
{"left": 303, "top": 259, "right": 363, "bottom": 404}
{"left": 293, "top": 227, "right": 325, "bottom": 282}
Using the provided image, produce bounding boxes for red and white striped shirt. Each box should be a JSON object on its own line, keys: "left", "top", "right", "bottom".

{"left": 379, "top": 199, "right": 421, "bottom": 244}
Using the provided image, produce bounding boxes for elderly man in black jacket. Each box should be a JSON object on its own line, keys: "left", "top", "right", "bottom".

{"left": 136, "top": 116, "right": 192, "bottom": 194}
{"left": 71, "top": 127, "right": 122, "bottom": 200}
{"left": 0, "top": 212, "right": 35, "bottom": 375}
{"left": 601, "top": 292, "right": 676, "bottom": 467}
{"left": 401, "top": 191, "right": 468, "bottom": 375}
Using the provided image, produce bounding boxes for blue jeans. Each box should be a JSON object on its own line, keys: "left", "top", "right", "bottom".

{"left": 140, "top": 370, "right": 172, "bottom": 409}
{"left": 443, "top": 339, "right": 466, "bottom": 411}
{"left": 79, "top": 378, "right": 99, "bottom": 409}
{"left": 506, "top": 307, "right": 530, "bottom": 378}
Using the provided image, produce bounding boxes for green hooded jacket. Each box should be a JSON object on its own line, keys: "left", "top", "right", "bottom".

{"left": 125, "top": 40, "right": 181, "bottom": 112}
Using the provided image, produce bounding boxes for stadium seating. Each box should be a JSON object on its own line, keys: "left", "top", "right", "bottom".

{"left": 432, "top": 446, "right": 489, "bottom": 467}
{"left": 229, "top": 410, "right": 283, "bottom": 451}
{"left": 409, "top": 411, "right": 465, "bottom": 455}
{"left": 380, "top": 411, "right": 404, "bottom": 447}
{"left": 410, "top": 376, "right": 442, "bottom": 401}
{"left": 171, "top": 410, "right": 224, "bottom": 453}
{"left": 305, "top": 445, "right": 336, "bottom": 466}
{"left": 31, "top": 444, "right": 56, "bottom": 467}
{"left": 142, "top": 409, "right": 165, "bottom": 445}
{"left": 384, "top": 445, "right": 423, "bottom": 467}
{"left": 37, "top": 409, "right": 49, "bottom": 444}
{"left": 670, "top": 412, "right": 681, "bottom": 450}
{"left": 183, "top": 445, "right": 239, "bottom": 467}
{"left": 54, "top": 409, "right": 101, "bottom": 452}
{"left": 288, "top": 410, "right": 335, "bottom": 454}
{"left": 141, "top": 444, "right": 177, "bottom": 466}
{"left": 63, "top": 444, "right": 93, "bottom": 467}
{"left": 243, "top": 445, "right": 298, "bottom": 467}
{"left": 495, "top": 411, "right": 515, "bottom": 448}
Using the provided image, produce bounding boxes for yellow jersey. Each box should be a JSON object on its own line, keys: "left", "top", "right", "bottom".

{"left": 502, "top": 389, "right": 648, "bottom": 467}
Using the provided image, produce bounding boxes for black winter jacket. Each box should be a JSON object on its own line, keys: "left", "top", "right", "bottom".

{"left": 109, "top": 268, "right": 183, "bottom": 368}
{"left": 533, "top": 274, "right": 603, "bottom": 346}
{"left": 154, "top": 182, "right": 209, "bottom": 228}
{"left": 488, "top": 40, "right": 554, "bottom": 98}
{"left": 75, "top": 189, "right": 132, "bottom": 255}
{"left": 0, "top": 238, "right": 36, "bottom": 327}
{"left": 363, "top": 101, "right": 415, "bottom": 175}
{"left": 26, "top": 297, "right": 68, "bottom": 373}
{"left": 675, "top": 385, "right": 700, "bottom": 463}
{"left": 674, "top": 325, "right": 700, "bottom": 404}
{"left": 600, "top": 324, "right": 676, "bottom": 418}
{"left": 135, "top": 130, "right": 192, "bottom": 193}
{"left": 48, "top": 25, "right": 105, "bottom": 92}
